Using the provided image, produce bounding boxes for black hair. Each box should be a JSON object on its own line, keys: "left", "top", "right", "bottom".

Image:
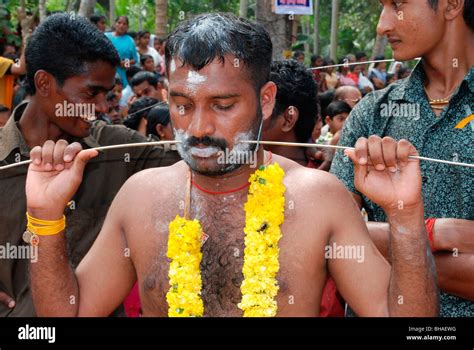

{"left": 0, "top": 104, "right": 10, "bottom": 113}
{"left": 124, "top": 97, "right": 159, "bottom": 130}
{"left": 146, "top": 104, "right": 170, "bottom": 137}
{"left": 326, "top": 101, "right": 352, "bottom": 119}
{"left": 128, "top": 31, "right": 137, "bottom": 39}
{"left": 89, "top": 14, "right": 106, "bottom": 25}
{"left": 106, "top": 90, "right": 118, "bottom": 102}
{"left": 125, "top": 66, "right": 142, "bottom": 81}
{"left": 140, "top": 54, "right": 154, "bottom": 66}
{"left": 130, "top": 71, "right": 158, "bottom": 88}
{"left": 338, "top": 57, "right": 350, "bottom": 72}
{"left": 318, "top": 90, "right": 335, "bottom": 121}
{"left": 165, "top": 13, "right": 272, "bottom": 93}
{"left": 310, "top": 54, "right": 322, "bottom": 65}
{"left": 115, "top": 75, "right": 123, "bottom": 86}
{"left": 323, "top": 58, "right": 335, "bottom": 66}
{"left": 293, "top": 50, "right": 304, "bottom": 60}
{"left": 355, "top": 52, "right": 367, "bottom": 60}
{"left": 115, "top": 16, "right": 129, "bottom": 25}
{"left": 25, "top": 13, "right": 120, "bottom": 95}
{"left": 373, "top": 55, "right": 385, "bottom": 69}
{"left": 138, "top": 30, "right": 150, "bottom": 39}
{"left": 270, "top": 60, "right": 318, "bottom": 144}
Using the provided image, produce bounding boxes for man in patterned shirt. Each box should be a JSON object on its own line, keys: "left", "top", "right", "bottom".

{"left": 331, "top": 0, "right": 473, "bottom": 316}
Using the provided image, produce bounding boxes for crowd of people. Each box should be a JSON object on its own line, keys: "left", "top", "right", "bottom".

{"left": 0, "top": 0, "right": 472, "bottom": 319}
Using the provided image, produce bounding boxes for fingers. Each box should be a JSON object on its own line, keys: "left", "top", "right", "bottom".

{"left": 381, "top": 137, "right": 398, "bottom": 173}
{"left": 71, "top": 149, "right": 99, "bottom": 176}
{"left": 397, "top": 139, "right": 418, "bottom": 167}
{"left": 354, "top": 137, "right": 368, "bottom": 165}
{"left": 0, "top": 291, "right": 15, "bottom": 309}
{"left": 29, "top": 141, "right": 94, "bottom": 171}
{"left": 52, "top": 139, "right": 69, "bottom": 171}
{"left": 30, "top": 146, "right": 42, "bottom": 166}
{"left": 368, "top": 136, "right": 385, "bottom": 171}
{"left": 41, "top": 140, "right": 55, "bottom": 171}
{"left": 347, "top": 136, "right": 419, "bottom": 171}
{"left": 63, "top": 142, "right": 84, "bottom": 163}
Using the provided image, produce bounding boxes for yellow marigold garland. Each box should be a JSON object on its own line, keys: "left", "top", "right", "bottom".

{"left": 166, "top": 163, "right": 285, "bottom": 317}
{"left": 166, "top": 216, "right": 204, "bottom": 317}
{"left": 238, "top": 163, "right": 285, "bottom": 317}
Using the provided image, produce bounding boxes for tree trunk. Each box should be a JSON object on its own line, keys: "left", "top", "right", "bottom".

{"left": 256, "top": 0, "right": 290, "bottom": 60}
{"left": 109, "top": 0, "right": 115, "bottom": 26}
{"left": 239, "top": 0, "right": 249, "bottom": 18}
{"left": 372, "top": 33, "right": 388, "bottom": 59}
{"left": 17, "top": 1, "right": 35, "bottom": 45}
{"left": 329, "top": 0, "right": 340, "bottom": 61}
{"left": 313, "top": 0, "right": 320, "bottom": 54}
{"left": 155, "top": 0, "right": 168, "bottom": 38}
{"left": 38, "top": 0, "right": 47, "bottom": 23}
{"left": 78, "top": 0, "right": 97, "bottom": 18}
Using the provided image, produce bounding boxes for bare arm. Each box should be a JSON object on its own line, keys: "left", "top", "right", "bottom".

{"left": 9, "top": 49, "right": 26, "bottom": 75}
{"left": 329, "top": 136, "right": 438, "bottom": 316}
{"left": 26, "top": 141, "right": 136, "bottom": 316}
{"left": 365, "top": 219, "right": 474, "bottom": 301}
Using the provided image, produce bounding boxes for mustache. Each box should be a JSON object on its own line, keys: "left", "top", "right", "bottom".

{"left": 184, "top": 136, "right": 228, "bottom": 150}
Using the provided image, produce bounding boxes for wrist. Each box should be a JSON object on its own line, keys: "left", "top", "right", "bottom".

{"left": 385, "top": 203, "right": 425, "bottom": 235}
{"left": 27, "top": 208, "right": 65, "bottom": 221}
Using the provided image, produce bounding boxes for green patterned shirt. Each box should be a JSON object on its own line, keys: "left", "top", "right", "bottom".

{"left": 331, "top": 62, "right": 474, "bottom": 317}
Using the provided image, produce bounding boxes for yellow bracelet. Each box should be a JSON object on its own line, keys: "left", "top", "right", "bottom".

{"left": 26, "top": 212, "right": 66, "bottom": 236}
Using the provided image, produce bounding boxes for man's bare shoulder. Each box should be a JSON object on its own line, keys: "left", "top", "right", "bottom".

{"left": 121, "top": 160, "right": 187, "bottom": 190}
{"left": 273, "top": 154, "right": 350, "bottom": 201}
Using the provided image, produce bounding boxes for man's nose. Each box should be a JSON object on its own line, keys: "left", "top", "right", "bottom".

{"left": 376, "top": 6, "right": 395, "bottom": 37}
{"left": 187, "top": 106, "right": 215, "bottom": 139}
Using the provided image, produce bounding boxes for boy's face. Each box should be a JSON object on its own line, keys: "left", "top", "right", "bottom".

{"left": 97, "top": 19, "right": 106, "bottom": 32}
{"left": 326, "top": 112, "right": 349, "bottom": 134}
{"left": 132, "top": 80, "right": 161, "bottom": 100}
{"left": 40, "top": 60, "right": 115, "bottom": 138}
{"left": 140, "top": 34, "right": 150, "bottom": 47}
{"left": 377, "top": 0, "right": 444, "bottom": 61}
{"left": 144, "top": 58, "right": 155, "bottom": 72}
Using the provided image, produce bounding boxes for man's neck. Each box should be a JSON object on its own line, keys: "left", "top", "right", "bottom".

{"left": 191, "top": 147, "right": 266, "bottom": 193}
{"left": 422, "top": 26, "right": 474, "bottom": 95}
{"left": 18, "top": 100, "right": 68, "bottom": 149}
{"left": 265, "top": 134, "right": 307, "bottom": 166}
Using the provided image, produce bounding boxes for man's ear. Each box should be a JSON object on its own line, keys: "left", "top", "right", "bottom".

{"left": 444, "top": 0, "right": 464, "bottom": 21}
{"left": 155, "top": 124, "right": 165, "bottom": 138}
{"left": 282, "top": 106, "right": 299, "bottom": 132}
{"left": 260, "top": 81, "right": 277, "bottom": 123}
{"left": 325, "top": 115, "right": 331, "bottom": 125}
{"left": 34, "top": 70, "right": 54, "bottom": 97}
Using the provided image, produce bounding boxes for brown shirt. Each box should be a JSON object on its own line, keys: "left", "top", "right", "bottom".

{"left": 0, "top": 102, "right": 181, "bottom": 316}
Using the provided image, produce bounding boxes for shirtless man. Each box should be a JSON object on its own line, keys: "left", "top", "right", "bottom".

{"left": 25, "top": 13, "right": 438, "bottom": 317}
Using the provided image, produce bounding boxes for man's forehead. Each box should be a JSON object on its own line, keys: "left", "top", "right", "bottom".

{"left": 168, "top": 58, "right": 254, "bottom": 97}
{"left": 169, "top": 56, "right": 247, "bottom": 81}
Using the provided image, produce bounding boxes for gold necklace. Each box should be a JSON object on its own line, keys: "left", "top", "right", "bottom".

{"left": 424, "top": 86, "right": 454, "bottom": 109}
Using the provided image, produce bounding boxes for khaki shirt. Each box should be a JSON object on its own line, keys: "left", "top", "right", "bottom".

{"left": 0, "top": 102, "right": 181, "bottom": 316}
